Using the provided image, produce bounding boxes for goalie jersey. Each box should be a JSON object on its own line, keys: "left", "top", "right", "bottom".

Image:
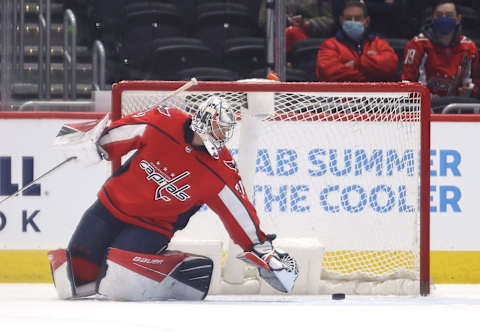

{"left": 97, "top": 106, "right": 267, "bottom": 251}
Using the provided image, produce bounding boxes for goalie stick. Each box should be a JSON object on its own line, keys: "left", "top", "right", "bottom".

{"left": 158, "top": 77, "right": 198, "bottom": 105}
{"left": 141, "top": 77, "right": 198, "bottom": 113}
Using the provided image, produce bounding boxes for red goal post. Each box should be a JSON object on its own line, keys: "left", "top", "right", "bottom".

{"left": 111, "top": 80, "right": 431, "bottom": 296}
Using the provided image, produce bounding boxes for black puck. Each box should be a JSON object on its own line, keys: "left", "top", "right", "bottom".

{"left": 332, "top": 293, "right": 346, "bottom": 300}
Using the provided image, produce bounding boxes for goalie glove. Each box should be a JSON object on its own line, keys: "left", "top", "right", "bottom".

{"left": 237, "top": 235, "right": 299, "bottom": 293}
{"left": 54, "top": 113, "right": 110, "bottom": 167}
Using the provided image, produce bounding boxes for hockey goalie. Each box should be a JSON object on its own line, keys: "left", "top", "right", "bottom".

{"left": 48, "top": 94, "right": 298, "bottom": 301}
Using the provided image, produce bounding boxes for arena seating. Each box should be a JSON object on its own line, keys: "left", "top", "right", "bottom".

{"left": 174, "top": 66, "right": 240, "bottom": 82}
{"left": 148, "top": 37, "right": 217, "bottom": 80}
{"left": 192, "top": 2, "right": 260, "bottom": 59}
{"left": 1, "top": 0, "right": 480, "bottom": 112}
{"left": 222, "top": 37, "right": 266, "bottom": 78}
{"left": 290, "top": 38, "right": 326, "bottom": 82}
{"left": 3, "top": 0, "right": 95, "bottom": 108}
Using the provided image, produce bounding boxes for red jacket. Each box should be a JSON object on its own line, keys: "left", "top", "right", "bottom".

{"left": 401, "top": 30, "right": 479, "bottom": 97}
{"left": 316, "top": 32, "right": 399, "bottom": 82}
{"left": 97, "top": 106, "right": 267, "bottom": 251}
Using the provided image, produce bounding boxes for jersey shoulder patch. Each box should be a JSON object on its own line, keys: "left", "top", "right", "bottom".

{"left": 153, "top": 105, "right": 171, "bottom": 116}
{"left": 224, "top": 159, "right": 238, "bottom": 172}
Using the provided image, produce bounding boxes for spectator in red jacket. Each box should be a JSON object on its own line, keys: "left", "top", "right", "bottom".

{"left": 316, "top": 1, "right": 399, "bottom": 82}
{"left": 401, "top": 0, "right": 479, "bottom": 98}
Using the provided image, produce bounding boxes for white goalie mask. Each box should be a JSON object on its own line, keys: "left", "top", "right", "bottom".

{"left": 191, "top": 96, "right": 236, "bottom": 159}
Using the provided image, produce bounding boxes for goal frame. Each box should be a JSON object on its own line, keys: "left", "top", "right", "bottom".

{"left": 111, "top": 80, "right": 431, "bottom": 296}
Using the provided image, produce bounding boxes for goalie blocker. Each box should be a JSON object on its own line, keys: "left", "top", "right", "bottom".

{"left": 48, "top": 248, "right": 214, "bottom": 301}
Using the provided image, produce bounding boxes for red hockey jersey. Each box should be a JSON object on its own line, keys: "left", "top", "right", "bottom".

{"left": 97, "top": 106, "right": 267, "bottom": 251}
{"left": 401, "top": 33, "right": 479, "bottom": 97}
{"left": 316, "top": 32, "right": 399, "bottom": 82}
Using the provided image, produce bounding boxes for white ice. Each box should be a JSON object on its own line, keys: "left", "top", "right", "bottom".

{"left": 0, "top": 284, "right": 479, "bottom": 332}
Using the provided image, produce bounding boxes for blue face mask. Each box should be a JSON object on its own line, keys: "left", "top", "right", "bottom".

{"left": 433, "top": 17, "right": 457, "bottom": 35}
{"left": 343, "top": 20, "right": 365, "bottom": 41}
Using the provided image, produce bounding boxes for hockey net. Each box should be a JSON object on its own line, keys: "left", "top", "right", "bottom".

{"left": 111, "top": 80, "right": 431, "bottom": 296}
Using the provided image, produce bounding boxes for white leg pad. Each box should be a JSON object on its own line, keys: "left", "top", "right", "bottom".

{"left": 97, "top": 248, "right": 214, "bottom": 301}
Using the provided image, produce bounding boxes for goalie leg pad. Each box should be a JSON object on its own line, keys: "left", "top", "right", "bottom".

{"left": 47, "top": 249, "right": 96, "bottom": 299}
{"left": 97, "top": 248, "right": 214, "bottom": 301}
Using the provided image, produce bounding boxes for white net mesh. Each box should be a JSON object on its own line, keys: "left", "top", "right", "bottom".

{"left": 113, "top": 81, "right": 427, "bottom": 295}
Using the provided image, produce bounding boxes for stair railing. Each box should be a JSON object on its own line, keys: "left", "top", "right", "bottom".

{"left": 92, "top": 40, "right": 106, "bottom": 91}
{"left": 63, "top": 9, "right": 77, "bottom": 100}
{"left": 38, "top": 0, "right": 52, "bottom": 99}
{"left": 12, "top": 0, "right": 26, "bottom": 81}
{"left": 1, "top": 0, "right": 13, "bottom": 109}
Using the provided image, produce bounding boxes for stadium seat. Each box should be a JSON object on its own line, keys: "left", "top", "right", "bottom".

{"left": 459, "top": 6, "right": 480, "bottom": 39}
{"left": 365, "top": 0, "right": 412, "bottom": 38}
{"left": 195, "top": 2, "right": 249, "bottom": 16}
{"left": 148, "top": 37, "right": 216, "bottom": 80}
{"left": 386, "top": 38, "right": 409, "bottom": 60}
{"left": 12, "top": 45, "right": 90, "bottom": 64}
{"left": 386, "top": 38, "right": 409, "bottom": 81}
{"left": 22, "top": 22, "right": 64, "bottom": 45}
{"left": 192, "top": 3, "right": 259, "bottom": 57}
{"left": 290, "top": 38, "right": 326, "bottom": 82}
{"left": 149, "top": 0, "right": 177, "bottom": 4}
{"left": 22, "top": 62, "right": 92, "bottom": 84}
{"left": 118, "top": 2, "right": 185, "bottom": 70}
{"left": 194, "top": 0, "right": 261, "bottom": 25}
{"left": 10, "top": 83, "right": 39, "bottom": 100}
{"left": 124, "top": 4, "right": 184, "bottom": 37}
{"left": 174, "top": 67, "right": 240, "bottom": 81}
{"left": 11, "top": 82, "right": 92, "bottom": 100}
{"left": 223, "top": 37, "right": 266, "bottom": 77}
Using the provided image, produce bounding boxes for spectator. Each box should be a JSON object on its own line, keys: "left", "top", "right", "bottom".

{"left": 316, "top": 1, "right": 399, "bottom": 82}
{"left": 258, "top": 0, "right": 335, "bottom": 53}
{"left": 401, "top": 0, "right": 479, "bottom": 98}
{"left": 415, "top": 1, "right": 480, "bottom": 39}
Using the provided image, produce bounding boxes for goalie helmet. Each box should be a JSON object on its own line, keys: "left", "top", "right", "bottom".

{"left": 191, "top": 96, "right": 236, "bottom": 159}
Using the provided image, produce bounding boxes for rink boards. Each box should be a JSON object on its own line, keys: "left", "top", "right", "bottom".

{"left": 0, "top": 112, "right": 480, "bottom": 283}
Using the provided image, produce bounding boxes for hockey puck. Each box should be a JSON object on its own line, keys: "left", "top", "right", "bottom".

{"left": 331, "top": 293, "right": 346, "bottom": 300}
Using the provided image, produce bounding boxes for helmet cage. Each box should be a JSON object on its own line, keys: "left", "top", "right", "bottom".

{"left": 191, "top": 97, "right": 236, "bottom": 159}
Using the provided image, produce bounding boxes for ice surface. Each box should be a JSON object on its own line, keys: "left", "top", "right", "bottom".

{"left": 0, "top": 284, "right": 479, "bottom": 332}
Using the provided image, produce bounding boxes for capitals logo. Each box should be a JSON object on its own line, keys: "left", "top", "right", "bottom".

{"left": 139, "top": 160, "right": 191, "bottom": 202}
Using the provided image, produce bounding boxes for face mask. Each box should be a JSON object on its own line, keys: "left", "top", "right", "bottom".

{"left": 433, "top": 17, "right": 457, "bottom": 35}
{"left": 343, "top": 20, "right": 365, "bottom": 41}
